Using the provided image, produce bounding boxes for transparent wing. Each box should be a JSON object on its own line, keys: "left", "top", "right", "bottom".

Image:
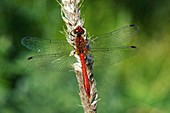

{"left": 25, "top": 52, "right": 76, "bottom": 72}
{"left": 90, "top": 24, "right": 139, "bottom": 66}
{"left": 90, "top": 24, "right": 139, "bottom": 48}
{"left": 21, "top": 37, "right": 73, "bottom": 54}
{"left": 21, "top": 37, "right": 75, "bottom": 71}
{"left": 91, "top": 46, "right": 139, "bottom": 66}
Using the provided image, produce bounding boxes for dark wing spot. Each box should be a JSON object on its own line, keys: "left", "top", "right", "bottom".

{"left": 130, "top": 46, "right": 137, "bottom": 48}
{"left": 27, "top": 56, "right": 33, "bottom": 60}
{"left": 129, "top": 24, "right": 140, "bottom": 30}
{"left": 130, "top": 24, "right": 135, "bottom": 27}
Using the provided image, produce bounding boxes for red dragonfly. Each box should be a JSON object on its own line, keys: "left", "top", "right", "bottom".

{"left": 21, "top": 24, "right": 139, "bottom": 98}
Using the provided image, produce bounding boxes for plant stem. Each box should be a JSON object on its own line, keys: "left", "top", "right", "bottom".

{"left": 59, "top": 0, "right": 98, "bottom": 112}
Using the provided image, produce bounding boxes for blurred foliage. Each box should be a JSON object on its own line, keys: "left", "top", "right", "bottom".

{"left": 0, "top": 0, "right": 170, "bottom": 113}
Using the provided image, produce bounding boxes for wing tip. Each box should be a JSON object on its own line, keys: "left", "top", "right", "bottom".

{"left": 21, "top": 37, "right": 25, "bottom": 45}
{"left": 21, "top": 36, "right": 30, "bottom": 45}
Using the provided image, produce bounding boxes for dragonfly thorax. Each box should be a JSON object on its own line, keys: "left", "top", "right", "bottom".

{"left": 75, "top": 36, "right": 88, "bottom": 55}
{"left": 72, "top": 26, "right": 88, "bottom": 55}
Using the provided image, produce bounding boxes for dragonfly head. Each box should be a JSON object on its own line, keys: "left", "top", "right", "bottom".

{"left": 73, "top": 26, "right": 85, "bottom": 36}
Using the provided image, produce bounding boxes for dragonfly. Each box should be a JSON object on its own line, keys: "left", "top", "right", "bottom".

{"left": 21, "top": 24, "right": 139, "bottom": 98}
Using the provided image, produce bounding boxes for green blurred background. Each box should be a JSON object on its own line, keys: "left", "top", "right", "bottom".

{"left": 0, "top": 0, "right": 170, "bottom": 113}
